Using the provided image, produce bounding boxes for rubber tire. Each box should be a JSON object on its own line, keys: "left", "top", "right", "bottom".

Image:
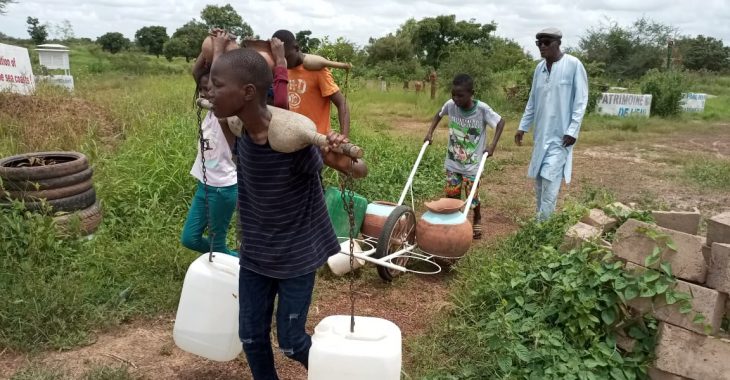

{"left": 53, "top": 201, "right": 102, "bottom": 236}
{"left": 374, "top": 205, "right": 416, "bottom": 282}
{"left": 20, "top": 187, "right": 96, "bottom": 212}
{"left": 1, "top": 167, "right": 93, "bottom": 191}
{"left": 0, "top": 152, "right": 88, "bottom": 181}
{"left": 6, "top": 178, "right": 94, "bottom": 201}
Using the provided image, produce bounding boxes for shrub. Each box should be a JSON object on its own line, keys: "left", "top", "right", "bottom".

{"left": 640, "top": 69, "right": 687, "bottom": 117}
{"left": 438, "top": 45, "right": 492, "bottom": 99}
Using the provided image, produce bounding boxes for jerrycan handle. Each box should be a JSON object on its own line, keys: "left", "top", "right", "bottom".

{"left": 207, "top": 255, "right": 238, "bottom": 277}
{"left": 345, "top": 331, "right": 387, "bottom": 342}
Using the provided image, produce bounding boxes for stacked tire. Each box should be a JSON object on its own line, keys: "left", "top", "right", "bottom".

{"left": 0, "top": 151, "right": 102, "bottom": 236}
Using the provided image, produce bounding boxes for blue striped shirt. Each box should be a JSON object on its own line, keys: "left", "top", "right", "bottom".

{"left": 236, "top": 133, "right": 340, "bottom": 279}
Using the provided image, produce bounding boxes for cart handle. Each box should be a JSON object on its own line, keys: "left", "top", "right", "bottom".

{"left": 463, "top": 151, "right": 489, "bottom": 217}
{"left": 397, "top": 141, "right": 430, "bottom": 206}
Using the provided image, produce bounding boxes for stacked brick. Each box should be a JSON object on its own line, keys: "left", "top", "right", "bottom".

{"left": 562, "top": 209, "right": 730, "bottom": 380}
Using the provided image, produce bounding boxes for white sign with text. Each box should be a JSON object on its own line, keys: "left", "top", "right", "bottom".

{"left": 37, "top": 75, "right": 75, "bottom": 90}
{"left": 680, "top": 93, "right": 706, "bottom": 113}
{"left": 0, "top": 43, "right": 35, "bottom": 95}
{"left": 596, "top": 93, "right": 652, "bottom": 118}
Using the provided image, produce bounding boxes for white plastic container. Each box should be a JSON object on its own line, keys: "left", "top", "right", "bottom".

{"left": 308, "top": 315, "right": 402, "bottom": 380}
{"left": 173, "top": 253, "right": 242, "bottom": 362}
{"left": 328, "top": 239, "right": 368, "bottom": 276}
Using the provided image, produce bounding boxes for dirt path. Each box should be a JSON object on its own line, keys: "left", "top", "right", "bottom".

{"left": 3, "top": 122, "right": 728, "bottom": 379}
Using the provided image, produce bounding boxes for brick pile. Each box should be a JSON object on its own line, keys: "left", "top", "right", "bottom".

{"left": 562, "top": 208, "right": 730, "bottom": 380}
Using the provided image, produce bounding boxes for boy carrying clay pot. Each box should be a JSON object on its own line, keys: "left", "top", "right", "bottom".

{"left": 208, "top": 48, "right": 364, "bottom": 379}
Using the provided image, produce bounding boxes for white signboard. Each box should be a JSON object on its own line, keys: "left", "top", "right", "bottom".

{"left": 596, "top": 93, "right": 652, "bottom": 117}
{"left": 37, "top": 75, "right": 74, "bottom": 90}
{"left": 680, "top": 93, "right": 706, "bottom": 113}
{"left": 38, "top": 50, "right": 70, "bottom": 70}
{"left": 0, "top": 43, "right": 35, "bottom": 95}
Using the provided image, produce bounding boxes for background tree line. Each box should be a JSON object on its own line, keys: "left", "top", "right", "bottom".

{"left": 5, "top": 2, "right": 730, "bottom": 117}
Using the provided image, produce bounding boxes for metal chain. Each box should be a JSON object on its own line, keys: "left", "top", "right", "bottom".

{"left": 339, "top": 162, "right": 357, "bottom": 333}
{"left": 337, "top": 67, "right": 358, "bottom": 333}
{"left": 194, "top": 93, "right": 215, "bottom": 262}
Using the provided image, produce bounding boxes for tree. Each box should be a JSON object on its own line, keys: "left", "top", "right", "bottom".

{"left": 163, "top": 38, "right": 187, "bottom": 61}
{"left": 96, "top": 32, "right": 130, "bottom": 54}
{"left": 52, "top": 19, "right": 74, "bottom": 41}
{"left": 579, "top": 17, "right": 677, "bottom": 79}
{"left": 313, "top": 37, "right": 364, "bottom": 84}
{"left": 485, "top": 37, "right": 531, "bottom": 73}
{"left": 26, "top": 17, "right": 48, "bottom": 45}
{"left": 200, "top": 4, "right": 253, "bottom": 38}
{"left": 295, "top": 30, "right": 320, "bottom": 53}
{"left": 135, "top": 26, "right": 169, "bottom": 57}
{"left": 410, "top": 15, "right": 496, "bottom": 69}
{"left": 677, "top": 35, "right": 730, "bottom": 72}
{"left": 366, "top": 33, "right": 414, "bottom": 64}
{"left": 365, "top": 33, "right": 419, "bottom": 81}
{"left": 165, "top": 20, "right": 208, "bottom": 61}
{"left": 1, "top": 0, "right": 15, "bottom": 15}
{"left": 438, "top": 45, "right": 492, "bottom": 98}
{"left": 314, "top": 36, "right": 358, "bottom": 64}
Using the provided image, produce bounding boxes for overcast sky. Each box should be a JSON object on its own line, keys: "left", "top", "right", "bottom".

{"left": 2, "top": 0, "right": 729, "bottom": 53}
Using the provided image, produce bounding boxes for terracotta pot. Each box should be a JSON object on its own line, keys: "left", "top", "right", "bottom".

{"left": 268, "top": 106, "right": 363, "bottom": 159}
{"left": 362, "top": 201, "right": 397, "bottom": 239}
{"left": 241, "top": 40, "right": 275, "bottom": 69}
{"left": 416, "top": 211, "right": 472, "bottom": 258}
{"left": 302, "top": 54, "right": 352, "bottom": 71}
{"left": 201, "top": 36, "right": 239, "bottom": 64}
{"left": 424, "top": 198, "right": 464, "bottom": 214}
{"left": 323, "top": 152, "right": 368, "bottom": 179}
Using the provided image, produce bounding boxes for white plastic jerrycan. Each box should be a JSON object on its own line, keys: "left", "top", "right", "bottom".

{"left": 308, "top": 315, "right": 402, "bottom": 380}
{"left": 173, "top": 253, "right": 242, "bottom": 362}
{"left": 327, "top": 239, "right": 367, "bottom": 276}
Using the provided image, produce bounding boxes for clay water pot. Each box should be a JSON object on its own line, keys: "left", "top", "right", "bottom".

{"left": 416, "top": 198, "right": 472, "bottom": 258}
{"left": 362, "top": 201, "right": 397, "bottom": 239}
{"left": 241, "top": 40, "right": 275, "bottom": 69}
{"left": 201, "top": 35, "right": 239, "bottom": 64}
{"left": 323, "top": 151, "right": 368, "bottom": 179}
{"left": 424, "top": 198, "right": 464, "bottom": 213}
{"left": 268, "top": 106, "right": 363, "bottom": 158}
{"left": 303, "top": 54, "right": 352, "bottom": 71}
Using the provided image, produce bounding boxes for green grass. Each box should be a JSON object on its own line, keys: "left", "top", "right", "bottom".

{"left": 407, "top": 202, "right": 667, "bottom": 379}
{"left": 0, "top": 73, "right": 463, "bottom": 351}
{"left": 0, "top": 74, "right": 197, "bottom": 351}
{"left": 684, "top": 157, "right": 730, "bottom": 190}
{"left": 9, "top": 364, "right": 132, "bottom": 380}
{"left": 3, "top": 50, "right": 730, "bottom": 378}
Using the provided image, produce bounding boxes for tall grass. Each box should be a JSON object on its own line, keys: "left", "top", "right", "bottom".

{"left": 1, "top": 74, "right": 489, "bottom": 351}
{"left": 10, "top": 364, "right": 132, "bottom": 380}
{"left": 0, "top": 74, "right": 198, "bottom": 351}
{"left": 3, "top": 62, "right": 730, "bottom": 357}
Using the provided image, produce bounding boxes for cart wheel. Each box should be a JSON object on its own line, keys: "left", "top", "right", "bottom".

{"left": 374, "top": 205, "right": 416, "bottom": 282}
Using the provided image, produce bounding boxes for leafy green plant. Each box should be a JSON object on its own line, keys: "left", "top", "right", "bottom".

{"left": 412, "top": 204, "right": 700, "bottom": 379}
{"left": 640, "top": 69, "right": 687, "bottom": 117}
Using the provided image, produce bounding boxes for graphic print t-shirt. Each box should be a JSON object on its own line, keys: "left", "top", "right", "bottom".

{"left": 439, "top": 99, "right": 501, "bottom": 176}
{"left": 287, "top": 65, "right": 340, "bottom": 135}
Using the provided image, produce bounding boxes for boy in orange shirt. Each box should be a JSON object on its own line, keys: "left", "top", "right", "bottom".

{"left": 272, "top": 29, "right": 350, "bottom": 137}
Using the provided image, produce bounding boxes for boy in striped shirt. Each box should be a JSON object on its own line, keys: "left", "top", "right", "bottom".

{"left": 209, "top": 48, "right": 348, "bottom": 379}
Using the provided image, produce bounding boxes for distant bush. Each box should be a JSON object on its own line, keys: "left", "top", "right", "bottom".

{"left": 640, "top": 69, "right": 687, "bottom": 117}
{"left": 438, "top": 45, "right": 492, "bottom": 99}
